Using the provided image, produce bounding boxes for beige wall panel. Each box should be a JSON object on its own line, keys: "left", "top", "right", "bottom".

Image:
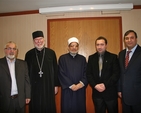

{"left": 0, "top": 14, "right": 47, "bottom": 59}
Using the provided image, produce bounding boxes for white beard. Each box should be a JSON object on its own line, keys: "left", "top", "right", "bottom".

{"left": 7, "top": 55, "right": 15, "bottom": 59}
{"left": 35, "top": 44, "right": 45, "bottom": 51}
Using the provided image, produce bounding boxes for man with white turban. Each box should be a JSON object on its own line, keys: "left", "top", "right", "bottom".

{"left": 58, "top": 37, "right": 88, "bottom": 113}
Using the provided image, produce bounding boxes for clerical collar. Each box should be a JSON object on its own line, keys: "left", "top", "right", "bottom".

{"left": 69, "top": 52, "right": 77, "bottom": 58}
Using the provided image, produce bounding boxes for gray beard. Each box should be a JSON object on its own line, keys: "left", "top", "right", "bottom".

{"left": 69, "top": 52, "right": 77, "bottom": 58}
{"left": 35, "top": 44, "right": 45, "bottom": 51}
{"left": 7, "top": 55, "right": 15, "bottom": 60}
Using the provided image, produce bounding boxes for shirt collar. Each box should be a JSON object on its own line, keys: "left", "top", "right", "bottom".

{"left": 126, "top": 44, "right": 137, "bottom": 53}
{"left": 98, "top": 51, "right": 105, "bottom": 57}
{"left": 6, "top": 57, "right": 16, "bottom": 63}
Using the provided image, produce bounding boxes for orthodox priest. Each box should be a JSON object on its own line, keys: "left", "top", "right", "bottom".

{"left": 58, "top": 37, "right": 88, "bottom": 113}
{"left": 25, "top": 30, "right": 59, "bottom": 113}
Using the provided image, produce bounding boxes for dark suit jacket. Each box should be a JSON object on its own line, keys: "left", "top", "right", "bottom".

{"left": 118, "top": 45, "right": 141, "bottom": 105}
{"left": 87, "top": 51, "right": 120, "bottom": 100}
{"left": 0, "top": 57, "right": 31, "bottom": 111}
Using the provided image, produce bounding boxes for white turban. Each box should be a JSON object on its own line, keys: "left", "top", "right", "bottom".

{"left": 68, "top": 37, "right": 79, "bottom": 45}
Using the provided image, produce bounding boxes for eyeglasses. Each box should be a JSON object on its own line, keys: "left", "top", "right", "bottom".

{"left": 34, "top": 38, "right": 44, "bottom": 42}
{"left": 5, "top": 47, "right": 17, "bottom": 51}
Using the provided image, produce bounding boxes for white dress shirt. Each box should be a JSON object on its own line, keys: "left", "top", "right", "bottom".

{"left": 6, "top": 57, "right": 18, "bottom": 96}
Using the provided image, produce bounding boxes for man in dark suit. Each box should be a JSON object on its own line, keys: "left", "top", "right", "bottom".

{"left": 118, "top": 30, "right": 141, "bottom": 113}
{"left": 0, "top": 41, "right": 31, "bottom": 113}
{"left": 86, "top": 36, "right": 120, "bottom": 113}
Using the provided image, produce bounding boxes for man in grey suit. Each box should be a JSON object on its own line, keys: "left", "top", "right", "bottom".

{"left": 118, "top": 30, "right": 141, "bottom": 113}
{"left": 0, "top": 41, "right": 31, "bottom": 113}
{"left": 87, "top": 36, "right": 120, "bottom": 113}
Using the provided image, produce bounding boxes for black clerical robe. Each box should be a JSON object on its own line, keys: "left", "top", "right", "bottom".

{"left": 58, "top": 53, "right": 88, "bottom": 113}
{"left": 25, "top": 47, "right": 59, "bottom": 113}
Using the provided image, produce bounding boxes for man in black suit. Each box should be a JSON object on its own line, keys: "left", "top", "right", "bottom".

{"left": 118, "top": 30, "right": 141, "bottom": 113}
{"left": 0, "top": 41, "right": 31, "bottom": 113}
{"left": 86, "top": 36, "right": 120, "bottom": 113}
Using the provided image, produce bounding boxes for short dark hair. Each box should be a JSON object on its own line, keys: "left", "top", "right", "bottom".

{"left": 95, "top": 36, "right": 107, "bottom": 45}
{"left": 124, "top": 30, "right": 137, "bottom": 39}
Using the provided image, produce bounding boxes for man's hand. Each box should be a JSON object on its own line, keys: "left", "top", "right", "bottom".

{"left": 26, "top": 99, "right": 30, "bottom": 104}
{"left": 118, "top": 92, "right": 122, "bottom": 98}
{"left": 94, "top": 83, "right": 105, "bottom": 92}
{"left": 55, "top": 86, "right": 58, "bottom": 94}
{"left": 71, "top": 83, "right": 84, "bottom": 91}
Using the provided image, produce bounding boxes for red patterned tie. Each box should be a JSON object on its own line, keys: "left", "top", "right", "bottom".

{"left": 125, "top": 51, "right": 131, "bottom": 68}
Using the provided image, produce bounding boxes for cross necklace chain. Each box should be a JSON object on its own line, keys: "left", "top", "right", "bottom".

{"left": 35, "top": 48, "right": 45, "bottom": 77}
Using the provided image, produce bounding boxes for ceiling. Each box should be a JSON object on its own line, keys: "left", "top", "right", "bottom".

{"left": 0, "top": 0, "right": 141, "bottom": 14}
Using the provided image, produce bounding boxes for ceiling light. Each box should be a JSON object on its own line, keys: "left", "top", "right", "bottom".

{"left": 39, "top": 3, "right": 133, "bottom": 14}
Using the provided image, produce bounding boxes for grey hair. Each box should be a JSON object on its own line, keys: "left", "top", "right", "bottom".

{"left": 4, "top": 41, "right": 18, "bottom": 49}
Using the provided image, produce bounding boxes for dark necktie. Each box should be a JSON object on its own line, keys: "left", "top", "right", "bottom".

{"left": 125, "top": 51, "right": 131, "bottom": 68}
{"left": 99, "top": 55, "right": 103, "bottom": 77}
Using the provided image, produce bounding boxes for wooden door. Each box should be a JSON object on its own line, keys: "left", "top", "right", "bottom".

{"left": 47, "top": 17, "right": 122, "bottom": 113}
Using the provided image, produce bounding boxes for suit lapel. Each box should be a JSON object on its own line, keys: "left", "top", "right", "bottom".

{"left": 1, "top": 57, "right": 11, "bottom": 76}
{"left": 92, "top": 53, "right": 99, "bottom": 77}
{"left": 95, "top": 53, "right": 100, "bottom": 76}
{"left": 102, "top": 51, "right": 109, "bottom": 76}
{"left": 127, "top": 45, "right": 141, "bottom": 69}
{"left": 15, "top": 60, "right": 20, "bottom": 80}
{"left": 121, "top": 50, "right": 126, "bottom": 70}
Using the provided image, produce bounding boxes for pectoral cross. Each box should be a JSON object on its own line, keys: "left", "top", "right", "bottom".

{"left": 39, "top": 70, "right": 43, "bottom": 77}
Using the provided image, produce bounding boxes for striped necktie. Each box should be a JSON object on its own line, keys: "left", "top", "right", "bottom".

{"left": 125, "top": 51, "right": 131, "bottom": 68}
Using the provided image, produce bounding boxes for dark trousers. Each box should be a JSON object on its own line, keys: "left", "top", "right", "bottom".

{"left": 0, "top": 97, "right": 24, "bottom": 113}
{"left": 122, "top": 100, "right": 141, "bottom": 113}
{"left": 93, "top": 98, "right": 118, "bottom": 113}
